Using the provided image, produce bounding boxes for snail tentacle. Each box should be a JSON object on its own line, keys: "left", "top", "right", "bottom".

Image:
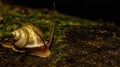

{"left": 47, "top": 22, "right": 54, "bottom": 47}
{"left": 9, "top": 24, "right": 54, "bottom": 58}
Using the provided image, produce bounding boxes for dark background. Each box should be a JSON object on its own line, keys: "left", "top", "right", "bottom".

{"left": 2, "top": 0, "right": 120, "bottom": 26}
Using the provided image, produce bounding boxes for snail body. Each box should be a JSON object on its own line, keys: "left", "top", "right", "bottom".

{"left": 2, "top": 24, "right": 54, "bottom": 58}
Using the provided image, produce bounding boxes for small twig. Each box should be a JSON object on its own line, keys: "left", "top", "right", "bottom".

{"left": 53, "top": 1, "right": 56, "bottom": 11}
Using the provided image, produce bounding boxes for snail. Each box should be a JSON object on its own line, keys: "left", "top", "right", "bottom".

{"left": 1, "top": 23, "right": 54, "bottom": 58}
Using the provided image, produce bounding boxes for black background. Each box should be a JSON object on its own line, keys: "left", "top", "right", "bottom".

{"left": 3, "top": 0, "right": 120, "bottom": 26}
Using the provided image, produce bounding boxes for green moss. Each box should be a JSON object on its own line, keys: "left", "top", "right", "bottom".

{"left": 0, "top": 2, "right": 120, "bottom": 67}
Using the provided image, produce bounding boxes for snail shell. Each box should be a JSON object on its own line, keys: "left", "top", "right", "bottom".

{"left": 12, "top": 25, "right": 46, "bottom": 48}
{"left": 10, "top": 24, "right": 54, "bottom": 58}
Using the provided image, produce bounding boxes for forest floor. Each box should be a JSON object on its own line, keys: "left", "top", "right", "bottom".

{"left": 0, "top": 2, "right": 120, "bottom": 67}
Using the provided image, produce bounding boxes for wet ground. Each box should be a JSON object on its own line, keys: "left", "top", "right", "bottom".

{"left": 1, "top": 2, "right": 120, "bottom": 67}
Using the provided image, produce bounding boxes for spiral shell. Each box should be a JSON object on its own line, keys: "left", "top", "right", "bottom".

{"left": 10, "top": 24, "right": 54, "bottom": 58}
{"left": 12, "top": 25, "right": 46, "bottom": 48}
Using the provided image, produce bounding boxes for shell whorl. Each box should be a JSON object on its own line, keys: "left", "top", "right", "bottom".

{"left": 12, "top": 25, "right": 46, "bottom": 48}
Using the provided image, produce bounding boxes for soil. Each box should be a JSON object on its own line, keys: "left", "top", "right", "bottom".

{"left": 1, "top": 2, "right": 120, "bottom": 67}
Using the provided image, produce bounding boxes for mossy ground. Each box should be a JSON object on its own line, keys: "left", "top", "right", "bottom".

{"left": 0, "top": 2, "right": 120, "bottom": 67}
